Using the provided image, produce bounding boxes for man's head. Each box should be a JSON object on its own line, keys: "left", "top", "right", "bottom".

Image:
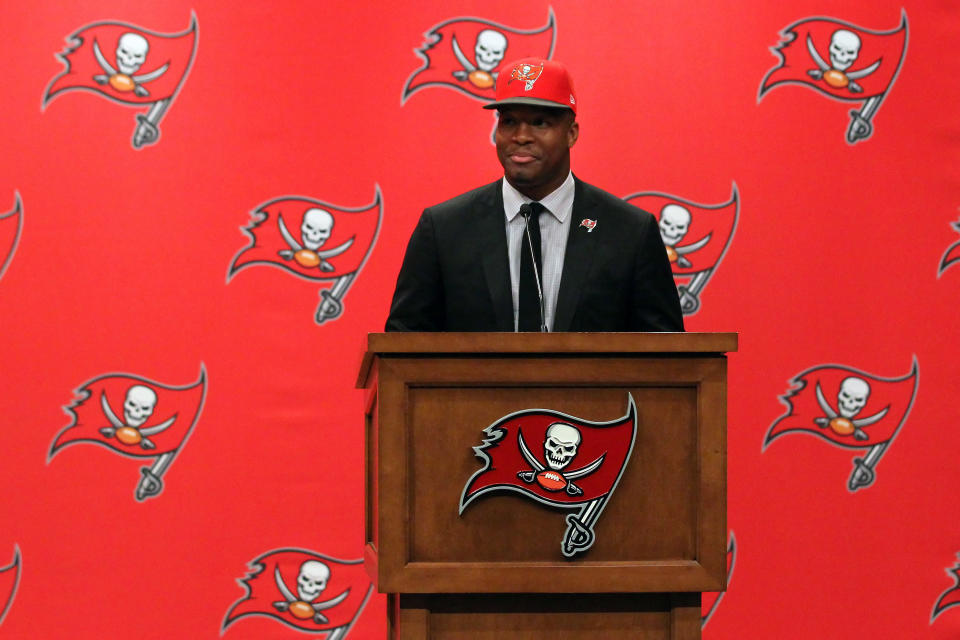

{"left": 485, "top": 58, "right": 579, "bottom": 200}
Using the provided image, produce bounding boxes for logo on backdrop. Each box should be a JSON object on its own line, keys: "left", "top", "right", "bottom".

{"left": 49, "top": 365, "right": 207, "bottom": 501}
{"left": 228, "top": 189, "right": 382, "bottom": 325}
{"left": 932, "top": 553, "right": 960, "bottom": 624}
{"left": 402, "top": 9, "right": 556, "bottom": 104}
{"left": 625, "top": 184, "right": 739, "bottom": 316}
{"left": 0, "top": 546, "right": 20, "bottom": 627}
{"left": 460, "top": 395, "right": 637, "bottom": 558}
{"left": 763, "top": 358, "right": 918, "bottom": 492}
{"left": 701, "top": 532, "right": 736, "bottom": 629}
{"left": 937, "top": 217, "right": 960, "bottom": 277}
{"left": 758, "top": 11, "right": 908, "bottom": 144}
{"left": 0, "top": 193, "right": 22, "bottom": 283}
{"left": 223, "top": 548, "right": 373, "bottom": 637}
{"left": 42, "top": 14, "right": 198, "bottom": 148}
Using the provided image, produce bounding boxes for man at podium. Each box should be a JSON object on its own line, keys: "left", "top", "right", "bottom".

{"left": 386, "top": 57, "right": 683, "bottom": 333}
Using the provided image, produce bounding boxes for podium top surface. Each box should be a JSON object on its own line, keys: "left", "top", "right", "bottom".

{"left": 357, "top": 332, "right": 737, "bottom": 388}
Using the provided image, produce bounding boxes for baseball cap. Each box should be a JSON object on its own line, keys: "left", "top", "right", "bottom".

{"left": 482, "top": 58, "right": 577, "bottom": 115}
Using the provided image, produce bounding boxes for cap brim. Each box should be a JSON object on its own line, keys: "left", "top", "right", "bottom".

{"left": 482, "top": 97, "right": 574, "bottom": 111}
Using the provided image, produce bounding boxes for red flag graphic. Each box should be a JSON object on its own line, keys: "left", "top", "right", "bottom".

{"left": 932, "top": 554, "right": 960, "bottom": 623}
{"left": 403, "top": 10, "right": 556, "bottom": 103}
{"left": 43, "top": 16, "right": 197, "bottom": 107}
{"left": 50, "top": 366, "right": 206, "bottom": 460}
{"left": 223, "top": 548, "right": 373, "bottom": 634}
{"left": 759, "top": 13, "right": 907, "bottom": 102}
{"left": 765, "top": 359, "right": 918, "bottom": 449}
{"left": 701, "top": 532, "right": 735, "bottom": 629}
{"left": 0, "top": 546, "right": 20, "bottom": 626}
{"left": 229, "top": 189, "right": 382, "bottom": 282}
{"left": 0, "top": 193, "right": 22, "bottom": 282}
{"left": 938, "top": 220, "right": 960, "bottom": 277}
{"left": 625, "top": 184, "right": 739, "bottom": 277}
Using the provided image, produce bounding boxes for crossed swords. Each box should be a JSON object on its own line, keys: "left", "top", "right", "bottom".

{"left": 276, "top": 214, "right": 358, "bottom": 324}
{"left": 97, "top": 391, "right": 179, "bottom": 501}
{"left": 449, "top": 35, "right": 495, "bottom": 84}
{"left": 665, "top": 232, "right": 714, "bottom": 315}
{"left": 805, "top": 35, "right": 880, "bottom": 94}
{"left": 668, "top": 232, "right": 711, "bottom": 269}
{"left": 272, "top": 566, "right": 350, "bottom": 626}
{"left": 813, "top": 382, "right": 892, "bottom": 492}
{"left": 515, "top": 431, "right": 604, "bottom": 497}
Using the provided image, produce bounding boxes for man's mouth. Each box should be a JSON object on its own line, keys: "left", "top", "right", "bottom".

{"left": 509, "top": 152, "right": 537, "bottom": 164}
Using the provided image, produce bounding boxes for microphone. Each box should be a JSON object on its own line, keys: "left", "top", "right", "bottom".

{"left": 520, "top": 203, "right": 548, "bottom": 332}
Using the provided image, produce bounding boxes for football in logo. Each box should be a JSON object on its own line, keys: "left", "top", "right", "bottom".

{"left": 460, "top": 394, "right": 637, "bottom": 557}
{"left": 42, "top": 14, "right": 198, "bottom": 148}
{"left": 228, "top": 189, "right": 382, "bottom": 325}
{"left": 758, "top": 11, "right": 908, "bottom": 144}
{"left": 402, "top": 9, "right": 556, "bottom": 104}
{"left": 764, "top": 358, "right": 918, "bottom": 491}
{"left": 49, "top": 365, "right": 207, "bottom": 501}
{"left": 0, "top": 192, "right": 22, "bottom": 283}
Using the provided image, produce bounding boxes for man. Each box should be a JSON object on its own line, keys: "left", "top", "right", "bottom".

{"left": 386, "top": 58, "right": 683, "bottom": 332}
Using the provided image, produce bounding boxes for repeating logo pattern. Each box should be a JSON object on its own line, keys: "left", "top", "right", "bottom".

{"left": 402, "top": 9, "right": 556, "bottom": 104}
{"left": 223, "top": 548, "right": 373, "bottom": 637}
{"left": 228, "top": 189, "right": 382, "bottom": 325}
{"left": 0, "top": 192, "right": 22, "bottom": 282}
{"left": 764, "top": 358, "right": 918, "bottom": 491}
{"left": 625, "top": 184, "right": 739, "bottom": 316}
{"left": 460, "top": 395, "right": 637, "bottom": 557}
{"left": 701, "top": 532, "right": 736, "bottom": 629}
{"left": 759, "top": 11, "right": 908, "bottom": 144}
{"left": 932, "top": 553, "right": 960, "bottom": 624}
{"left": 43, "top": 15, "right": 198, "bottom": 148}
{"left": 938, "top": 217, "right": 960, "bottom": 277}
{"left": 0, "top": 546, "right": 20, "bottom": 627}
{"left": 49, "top": 365, "right": 207, "bottom": 501}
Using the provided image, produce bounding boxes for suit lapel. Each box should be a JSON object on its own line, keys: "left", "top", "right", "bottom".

{"left": 478, "top": 180, "right": 514, "bottom": 331}
{"left": 554, "top": 178, "right": 599, "bottom": 331}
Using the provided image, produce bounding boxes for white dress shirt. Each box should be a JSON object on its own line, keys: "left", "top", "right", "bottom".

{"left": 502, "top": 172, "right": 575, "bottom": 331}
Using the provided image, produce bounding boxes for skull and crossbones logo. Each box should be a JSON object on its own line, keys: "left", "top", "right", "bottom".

{"left": 658, "top": 204, "right": 711, "bottom": 268}
{"left": 509, "top": 62, "right": 544, "bottom": 91}
{"left": 813, "top": 377, "right": 889, "bottom": 440}
{"left": 272, "top": 560, "right": 349, "bottom": 624}
{"left": 277, "top": 208, "right": 354, "bottom": 272}
{"left": 451, "top": 29, "right": 508, "bottom": 89}
{"left": 516, "top": 423, "right": 605, "bottom": 496}
{"left": 98, "top": 384, "right": 175, "bottom": 449}
{"left": 806, "top": 30, "right": 880, "bottom": 93}
{"left": 92, "top": 33, "right": 170, "bottom": 97}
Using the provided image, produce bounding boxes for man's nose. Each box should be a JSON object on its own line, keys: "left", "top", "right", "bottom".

{"left": 512, "top": 122, "right": 534, "bottom": 142}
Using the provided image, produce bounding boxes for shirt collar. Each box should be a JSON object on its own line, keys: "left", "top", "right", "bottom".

{"left": 503, "top": 171, "right": 574, "bottom": 222}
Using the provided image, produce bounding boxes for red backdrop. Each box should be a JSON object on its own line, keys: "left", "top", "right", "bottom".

{"left": 0, "top": 1, "right": 958, "bottom": 638}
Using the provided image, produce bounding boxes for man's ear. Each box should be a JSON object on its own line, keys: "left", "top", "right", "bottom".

{"left": 567, "top": 120, "right": 579, "bottom": 148}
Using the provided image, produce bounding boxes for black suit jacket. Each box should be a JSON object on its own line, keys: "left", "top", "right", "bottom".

{"left": 385, "top": 177, "right": 684, "bottom": 332}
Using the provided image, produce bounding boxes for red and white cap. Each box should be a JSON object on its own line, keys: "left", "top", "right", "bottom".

{"left": 483, "top": 57, "right": 577, "bottom": 115}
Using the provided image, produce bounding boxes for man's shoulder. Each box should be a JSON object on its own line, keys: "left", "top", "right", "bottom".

{"left": 426, "top": 180, "right": 500, "bottom": 216}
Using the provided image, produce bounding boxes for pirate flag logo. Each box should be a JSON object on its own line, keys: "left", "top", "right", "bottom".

{"left": 42, "top": 14, "right": 198, "bottom": 148}
{"left": 460, "top": 395, "right": 637, "bottom": 558}
{"left": 625, "top": 183, "right": 739, "bottom": 316}
{"left": 0, "top": 546, "right": 20, "bottom": 627}
{"left": 759, "top": 11, "right": 908, "bottom": 144}
{"left": 937, "top": 217, "right": 960, "bottom": 277}
{"left": 228, "top": 189, "right": 382, "bottom": 325}
{"left": 0, "top": 192, "right": 22, "bottom": 283}
{"left": 701, "top": 532, "right": 735, "bottom": 629}
{"left": 49, "top": 364, "right": 207, "bottom": 501}
{"left": 764, "top": 358, "right": 918, "bottom": 492}
{"left": 932, "top": 553, "right": 960, "bottom": 624}
{"left": 402, "top": 9, "right": 556, "bottom": 104}
{"left": 223, "top": 548, "right": 373, "bottom": 637}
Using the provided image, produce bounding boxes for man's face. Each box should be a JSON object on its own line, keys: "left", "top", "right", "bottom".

{"left": 495, "top": 105, "right": 579, "bottom": 201}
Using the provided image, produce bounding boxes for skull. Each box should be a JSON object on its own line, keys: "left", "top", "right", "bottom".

{"left": 116, "top": 33, "right": 149, "bottom": 75}
{"left": 475, "top": 30, "right": 508, "bottom": 72}
{"left": 123, "top": 385, "right": 156, "bottom": 428}
{"left": 301, "top": 208, "right": 334, "bottom": 251}
{"left": 837, "top": 377, "right": 870, "bottom": 418}
{"left": 828, "top": 30, "right": 860, "bottom": 71}
{"left": 659, "top": 204, "right": 691, "bottom": 246}
{"left": 544, "top": 423, "right": 581, "bottom": 470}
{"left": 296, "top": 560, "right": 329, "bottom": 602}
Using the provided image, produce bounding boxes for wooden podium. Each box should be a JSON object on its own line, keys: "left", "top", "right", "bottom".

{"left": 357, "top": 332, "right": 736, "bottom": 639}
